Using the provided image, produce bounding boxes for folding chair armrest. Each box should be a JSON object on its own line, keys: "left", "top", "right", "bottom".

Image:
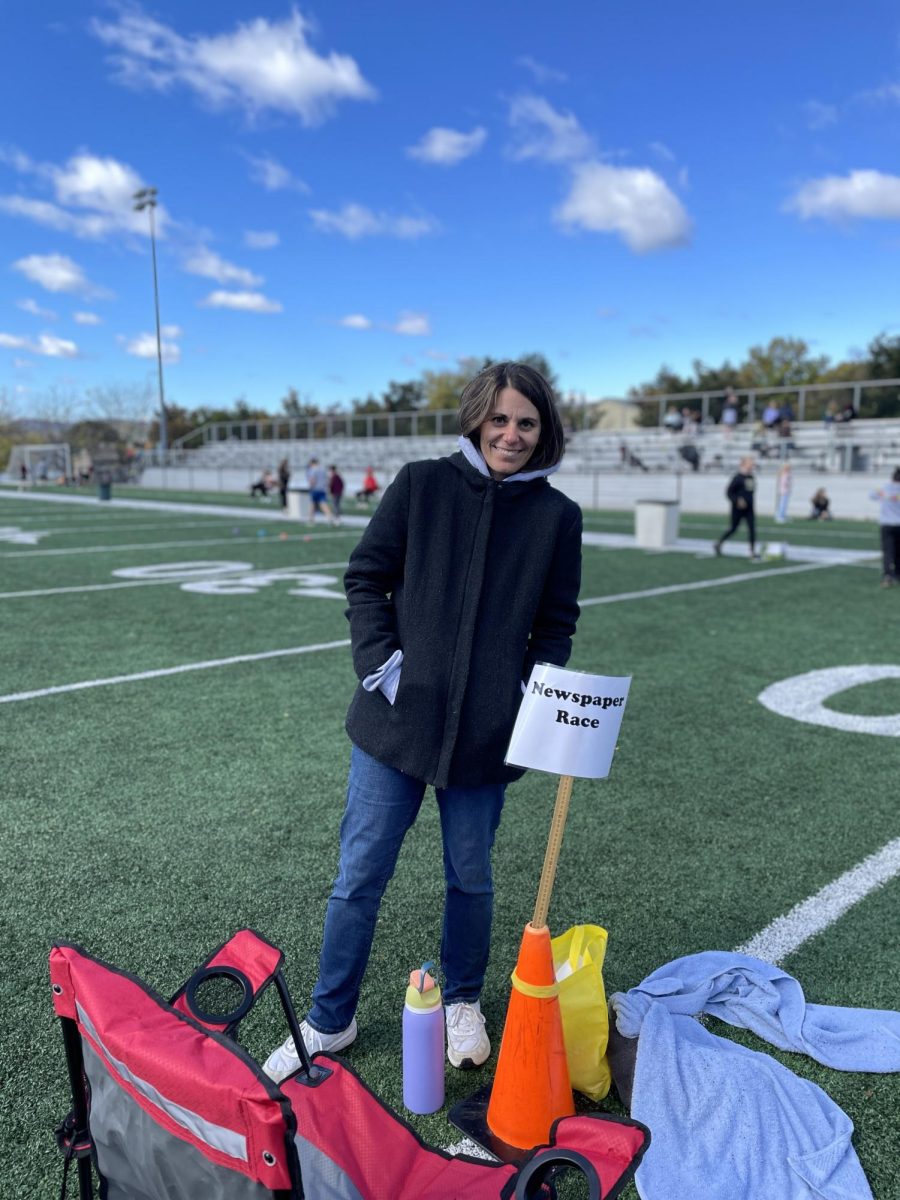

{"left": 513, "top": 1148, "right": 600, "bottom": 1199}
{"left": 170, "top": 928, "right": 284, "bottom": 1035}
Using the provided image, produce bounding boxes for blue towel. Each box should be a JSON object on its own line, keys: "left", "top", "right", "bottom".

{"left": 610, "top": 952, "right": 900, "bottom": 1200}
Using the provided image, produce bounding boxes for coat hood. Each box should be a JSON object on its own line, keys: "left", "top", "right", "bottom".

{"left": 454, "top": 434, "right": 560, "bottom": 484}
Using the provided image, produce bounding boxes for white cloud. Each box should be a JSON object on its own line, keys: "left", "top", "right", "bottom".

{"left": 73, "top": 311, "right": 102, "bottom": 325}
{"left": 508, "top": 94, "right": 594, "bottom": 163}
{"left": 0, "top": 195, "right": 110, "bottom": 238}
{"left": 339, "top": 313, "right": 372, "bottom": 329}
{"left": 391, "top": 311, "right": 430, "bottom": 336}
{"left": 0, "top": 149, "right": 167, "bottom": 240}
{"left": 864, "top": 82, "right": 900, "bottom": 104}
{"left": 12, "top": 253, "right": 103, "bottom": 295}
{"left": 803, "top": 100, "right": 838, "bottom": 131}
{"left": 183, "top": 246, "right": 262, "bottom": 287}
{"left": 517, "top": 56, "right": 567, "bottom": 85}
{"left": 123, "top": 331, "right": 181, "bottom": 364}
{"left": 407, "top": 126, "right": 487, "bottom": 166}
{"left": 244, "top": 153, "right": 310, "bottom": 193}
{"left": 309, "top": 202, "right": 438, "bottom": 239}
{"left": 785, "top": 170, "right": 900, "bottom": 221}
{"left": 0, "top": 331, "right": 79, "bottom": 357}
{"left": 17, "top": 298, "right": 57, "bottom": 320}
{"left": 91, "top": 8, "right": 377, "bottom": 125}
{"left": 244, "top": 229, "right": 280, "bottom": 249}
{"left": 554, "top": 161, "right": 692, "bottom": 252}
{"left": 200, "top": 290, "right": 283, "bottom": 313}
{"left": 161, "top": 324, "right": 182, "bottom": 338}
{"left": 649, "top": 141, "right": 676, "bottom": 162}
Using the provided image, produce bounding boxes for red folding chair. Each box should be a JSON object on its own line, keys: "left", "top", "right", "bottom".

{"left": 52, "top": 929, "right": 649, "bottom": 1199}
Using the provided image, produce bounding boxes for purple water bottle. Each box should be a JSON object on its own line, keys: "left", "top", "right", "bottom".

{"left": 402, "top": 961, "right": 445, "bottom": 1114}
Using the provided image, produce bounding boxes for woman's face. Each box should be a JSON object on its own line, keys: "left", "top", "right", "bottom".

{"left": 478, "top": 387, "right": 542, "bottom": 479}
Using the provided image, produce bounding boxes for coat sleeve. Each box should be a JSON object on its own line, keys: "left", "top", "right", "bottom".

{"left": 344, "top": 465, "right": 410, "bottom": 680}
{"left": 523, "top": 503, "right": 582, "bottom": 680}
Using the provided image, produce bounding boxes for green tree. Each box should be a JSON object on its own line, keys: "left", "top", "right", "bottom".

{"left": 66, "top": 420, "right": 126, "bottom": 453}
{"left": 381, "top": 380, "right": 426, "bottom": 412}
{"left": 738, "top": 337, "right": 830, "bottom": 388}
{"left": 859, "top": 333, "right": 900, "bottom": 417}
{"left": 147, "top": 405, "right": 197, "bottom": 446}
{"left": 281, "top": 388, "right": 321, "bottom": 419}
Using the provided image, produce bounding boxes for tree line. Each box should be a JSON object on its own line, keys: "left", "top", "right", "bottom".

{"left": 5, "top": 332, "right": 900, "bottom": 464}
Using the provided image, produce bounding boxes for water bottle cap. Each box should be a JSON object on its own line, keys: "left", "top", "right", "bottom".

{"left": 405, "top": 962, "right": 441, "bottom": 1009}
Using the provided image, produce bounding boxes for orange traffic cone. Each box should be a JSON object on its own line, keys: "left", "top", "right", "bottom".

{"left": 486, "top": 921, "right": 574, "bottom": 1149}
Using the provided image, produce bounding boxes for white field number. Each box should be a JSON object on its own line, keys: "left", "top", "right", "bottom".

{"left": 111, "top": 560, "right": 345, "bottom": 599}
{"left": 758, "top": 665, "right": 900, "bottom": 737}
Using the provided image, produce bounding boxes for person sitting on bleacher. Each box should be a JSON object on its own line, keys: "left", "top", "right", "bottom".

{"left": 250, "top": 469, "right": 275, "bottom": 498}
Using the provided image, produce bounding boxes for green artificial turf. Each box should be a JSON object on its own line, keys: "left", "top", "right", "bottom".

{"left": 1, "top": 492, "right": 898, "bottom": 1199}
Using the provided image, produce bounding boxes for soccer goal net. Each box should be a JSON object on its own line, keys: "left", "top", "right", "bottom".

{"left": 7, "top": 443, "right": 72, "bottom": 484}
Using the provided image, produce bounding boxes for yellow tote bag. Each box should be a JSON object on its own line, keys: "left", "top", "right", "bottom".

{"left": 551, "top": 924, "right": 611, "bottom": 1101}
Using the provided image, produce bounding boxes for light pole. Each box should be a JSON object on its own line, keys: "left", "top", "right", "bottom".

{"left": 133, "top": 186, "right": 168, "bottom": 454}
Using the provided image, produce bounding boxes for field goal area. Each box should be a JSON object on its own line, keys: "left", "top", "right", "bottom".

{"left": 7, "top": 442, "right": 72, "bottom": 484}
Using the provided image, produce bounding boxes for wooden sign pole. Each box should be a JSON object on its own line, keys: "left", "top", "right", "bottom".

{"left": 531, "top": 774, "right": 574, "bottom": 931}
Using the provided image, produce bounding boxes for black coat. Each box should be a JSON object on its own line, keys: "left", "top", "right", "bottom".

{"left": 344, "top": 452, "right": 582, "bottom": 788}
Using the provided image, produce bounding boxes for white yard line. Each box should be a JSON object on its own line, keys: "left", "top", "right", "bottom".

{"left": 0, "top": 640, "right": 352, "bottom": 705}
{"left": 0, "top": 531, "right": 356, "bottom": 558}
{"left": 580, "top": 561, "right": 831, "bottom": 606}
{"left": 736, "top": 836, "right": 900, "bottom": 965}
{"left": 2, "top": 518, "right": 246, "bottom": 536}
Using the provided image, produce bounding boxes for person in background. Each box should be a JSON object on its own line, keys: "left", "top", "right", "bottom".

{"left": 263, "top": 361, "right": 582, "bottom": 1081}
{"left": 356, "top": 467, "right": 380, "bottom": 504}
{"left": 713, "top": 456, "right": 760, "bottom": 560}
{"left": 306, "top": 457, "right": 335, "bottom": 524}
{"left": 775, "top": 461, "right": 792, "bottom": 524}
{"left": 663, "top": 405, "right": 684, "bottom": 432}
{"left": 761, "top": 400, "right": 781, "bottom": 428}
{"left": 720, "top": 389, "right": 739, "bottom": 437}
{"left": 871, "top": 467, "right": 900, "bottom": 588}
{"left": 250, "top": 468, "right": 275, "bottom": 498}
{"left": 808, "top": 488, "right": 832, "bottom": 520}
{"left": 278, "top": 458, "right": 291, "bottom": 511}
{"left": 328, "top": 464, "right": 345, "bottom": 521}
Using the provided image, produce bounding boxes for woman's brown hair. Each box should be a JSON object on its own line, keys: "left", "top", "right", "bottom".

{"left": 457, "top": 361, "right": 566, "bottom": 470}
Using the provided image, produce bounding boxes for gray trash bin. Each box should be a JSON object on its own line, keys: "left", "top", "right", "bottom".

{"left": 635, "top": 500, "right": 679, "bottom": 548}
{"left": 98, "top": 481, "right": 112, "bottom": 502}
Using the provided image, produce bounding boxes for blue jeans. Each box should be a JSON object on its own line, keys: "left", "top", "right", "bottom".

{"left": 307, "top": 745, "right": 506, "bottom": 1033}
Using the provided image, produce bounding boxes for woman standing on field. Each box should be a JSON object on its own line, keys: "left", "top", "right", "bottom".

{"left": 265, "top": 361, "right": 582, "bottom": 1079}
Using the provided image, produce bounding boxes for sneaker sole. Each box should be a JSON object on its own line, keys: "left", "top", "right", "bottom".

{"left": 447, "top": 1045, "right": 490, "bottom": 1070}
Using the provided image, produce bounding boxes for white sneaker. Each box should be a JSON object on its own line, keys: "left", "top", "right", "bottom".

{"left": 446, "top": 1000, "right": 490, "bottom": 1069}
{"left": 263, "top": 1018, "right": 358, "bottom": 1082}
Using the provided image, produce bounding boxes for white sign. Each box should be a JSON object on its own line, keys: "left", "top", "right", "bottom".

{"left": 505, "top": 663, "right": 631, "bottom": 779}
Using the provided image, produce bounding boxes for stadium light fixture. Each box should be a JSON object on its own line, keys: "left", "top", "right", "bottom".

{"left": 132, "top": 186, "right": 168, "bottom": 453}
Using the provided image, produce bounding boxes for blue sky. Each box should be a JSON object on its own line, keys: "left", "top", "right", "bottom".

{"left": 2, "top": 2, "right": 900, "bottom": 420}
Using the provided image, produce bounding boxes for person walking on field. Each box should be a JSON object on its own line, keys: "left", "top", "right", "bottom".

{"left": 264, "top": 361, "right": 582, "bottom": 1080}
{"left": 714, "top": 456, "right": 761, "bottom": 560}
{"left": 871, "top": 467, "right": 900, "bottom": 588}
{"left": 306, "top": 457, "right": 335, "bottom": 524}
